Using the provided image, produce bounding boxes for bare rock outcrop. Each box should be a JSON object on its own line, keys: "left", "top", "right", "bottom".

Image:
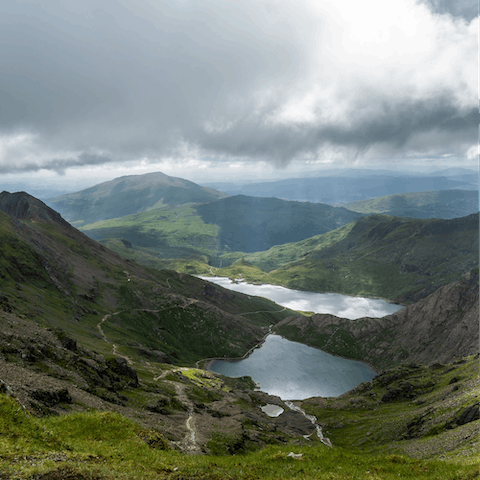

{"left": 276, "top": 269, "right": 478, "bottom": 370}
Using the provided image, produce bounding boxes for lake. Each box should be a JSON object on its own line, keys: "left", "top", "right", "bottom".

{"left": 198, "top": 276, "right": 402, "bottom": 319}
{"left": 202, "top": 276, "right": 402, "bottom": 400}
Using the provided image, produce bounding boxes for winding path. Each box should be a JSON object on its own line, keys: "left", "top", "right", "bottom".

{"left": 97, "top": 307, "right": 203, "bottom": 454}
{"left": 152, "top": 367, "right": 202, "bottom": 454}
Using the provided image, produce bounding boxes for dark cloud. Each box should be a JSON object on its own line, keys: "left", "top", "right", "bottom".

{"left": 0, "top": 153, "right": 113, "bottom": 175}
{"left": 419, "top": 0, "right": 477, "bottom": 22}
{"left": 0, "top": 0, "right": 476, "bottom": 173}
{"left": 194, "top": 95, "right": 477, "bottom": 163}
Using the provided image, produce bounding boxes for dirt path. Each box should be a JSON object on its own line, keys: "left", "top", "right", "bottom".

{"left": 96, "top": 299, "right": 199, "bottom": 363}
{"left": 239, "top": 306, "right": 287, "bottom": 316}
{"left": 173, "top": 382, "right": 202, "bottom": 454}
{"left": 153, "top": 367, "right": 202, "bottom": 454}
{"left": 97, "top": 303, "right": 203, "bottom": 454}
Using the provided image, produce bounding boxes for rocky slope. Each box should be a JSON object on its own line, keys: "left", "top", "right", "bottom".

{"left": 276, "top": 269, "right": 479, "bottom": 370}
{"left": 0, "top": 192, "right": 298, "bottom": 364}
{"left": 0, "top": 309, "right": 317, "bottom": 455}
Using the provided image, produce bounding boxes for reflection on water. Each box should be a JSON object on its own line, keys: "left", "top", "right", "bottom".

{"left": 209, "top": 334, "right": 377, "bottom": 400}
{"left": 202, "top": 276, "right": 399, "bottom": 400}
{"left": 198, "top": 276, "right": 402, "bottom": 319}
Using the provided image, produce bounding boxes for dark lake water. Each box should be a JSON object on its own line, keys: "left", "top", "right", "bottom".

{"left": 209, "top": 334, "right": 377, "bottom": 400}
{"left": 201, "top": 276, "right": 402, "bottom": 400}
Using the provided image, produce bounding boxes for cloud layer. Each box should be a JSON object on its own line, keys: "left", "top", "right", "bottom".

{"left": 0, "top": 0, "right": 476, "bottom": 174}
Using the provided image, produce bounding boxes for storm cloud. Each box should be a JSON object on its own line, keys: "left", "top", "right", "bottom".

{"left": 0, "top": 0, "right": 476, "bottom": 174}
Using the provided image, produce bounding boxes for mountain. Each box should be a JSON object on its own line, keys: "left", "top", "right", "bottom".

{"left": 342, "top": 189, "right": 479, "bottom": 219}
{"left": 0, "top": 190, "right": 72, "bottom": 227}
{"left": 46, "top": 171, "right": 229, "bottom": 225}
{"left": 0, "top": 192, "right": 477, "bottom": 474}
{"left": 0, "top": 192, "right": 298, "bottom": 364}
{"left": 77, "top": 195, "right": 364, "bottom": 268}
{"left": 202, "top": 172, "right": 477, "bottom": 204}
{"left": 214, "top": 213, "right": 479, "bottom": 303}
{"left": 194, "top": 195, "right": 363, "bottom": 253}
{"left": 276, "top": 269, "right": 479, "bottom": 370}
{"left": 0, "top": 191, "right": 324, "bottom": 452}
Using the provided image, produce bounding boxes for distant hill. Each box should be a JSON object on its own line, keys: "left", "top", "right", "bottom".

{"left": 342, "top": 190, "right": 479, "bottom": 219}
{"left": 203, "top": 171, "right": 477, "bottom": 204}
{"left": 194, "top": 195, "right": 363, "bottom": 253}
{"left": 46, "top": 171, "right": 229, "bottom": 225}
{"left": 78, "top": 195, "right": 364, "bottom": 265}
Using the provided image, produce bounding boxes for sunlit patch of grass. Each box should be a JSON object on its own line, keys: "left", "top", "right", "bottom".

{"left": 181, "top": 368, "right": 229, "bottom": 392}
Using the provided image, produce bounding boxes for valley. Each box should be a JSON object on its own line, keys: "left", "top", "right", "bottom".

{"left": 0, "top": 170, "right": 478, "bottom": 479}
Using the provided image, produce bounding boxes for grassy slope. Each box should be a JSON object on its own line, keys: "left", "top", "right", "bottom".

{"left": 203, "top": 214, "right": 478, "bottom": 303}
{"left": 302, "top": 357, "right": 479, "bottom": 462}
{"left": 0, "top": 208, "right": 295, "bottom": 366}
{"left": 0, "top": 198, "right": 478, "bottom": 477}
{"left": 0, "top": 357, "right": 477, "bottom": 479}
{"left": 78, "top": 197, "right": 363, "bottom": 268}
{"left": 342, "top": 190, "right": 479, "bottom": 219}
{"left": 81, "top": 204, "right": 221, "bottom": 256}
{"left": 195, "top": 195, "right": 363, "bottom": 254}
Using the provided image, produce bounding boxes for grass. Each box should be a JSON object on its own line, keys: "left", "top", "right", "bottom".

{"left": 197, "top": 214, "right": 478, "bottom": 303}
{"left": 342, "top": 190, "right": 479, "bottom": 219}
{"left": 80, "top": 205, "right": 221, "bottom": 257}
{"left": 301, "top": 357, "right": 479, "bottom": 460}
{"left": 0, "top": 393, "right": 477, "bottom": 479}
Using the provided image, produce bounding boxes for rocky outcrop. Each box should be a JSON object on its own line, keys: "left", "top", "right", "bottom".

{"left": 276, "top": 269, "right": 478, "bottom": 370}
{"left": 0, "top": 191, "right": 72, "bottom": 227}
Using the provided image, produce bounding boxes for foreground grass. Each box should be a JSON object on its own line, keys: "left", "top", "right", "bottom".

{"left": 0, "top": 395, "right": 478, "bottom": 480}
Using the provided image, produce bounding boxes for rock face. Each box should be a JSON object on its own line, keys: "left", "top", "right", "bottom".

{"left": 0, "top": 191, "right": 71, "bottom": 227}
{"left": 276, "top": 269, "right": 479, "bottom": 370}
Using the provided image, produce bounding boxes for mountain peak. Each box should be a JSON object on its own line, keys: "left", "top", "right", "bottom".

{"left": 0, "top": 191, "right": 70, "bottom": 227}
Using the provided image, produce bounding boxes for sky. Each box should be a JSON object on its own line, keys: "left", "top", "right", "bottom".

{"left": 0, "top": 0, "right": 478, "bottom": 192}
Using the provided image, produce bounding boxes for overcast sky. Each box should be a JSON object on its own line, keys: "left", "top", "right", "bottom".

{"left": 0, "top": 0, "right": 477, "bottom": 188}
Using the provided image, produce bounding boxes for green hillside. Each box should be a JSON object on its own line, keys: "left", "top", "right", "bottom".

{"left": 46, "top": 171, "right": 229, "bottom": 225}
{"left": 0, "top": 192, "right": 478, "bottom": 477}
{"left": 195, "top": 195, "right": 363, "bottom": 253}
{"left": 206, "top": 214, "right": 478, "bottom": 303}
{"left": 342, "top": 189, "right": 479, "bottom": 219}
{"left": 78, "top": 195, "right": 363, "bottom": 267}
{"left": 0, "top": 193, "right": 295, "bottom": 365}
{"left": 0, "top": 356, "right": 477, "bottom": 479}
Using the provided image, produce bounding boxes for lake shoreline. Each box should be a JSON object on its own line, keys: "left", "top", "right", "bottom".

{"left": 207, "top": 333, "right": 377, "bottom": 400}
{"left": 197, "top": 277, "right": 397, "bottom": 398}
{"left": 195, "top": 326, "right": 272, "bottom": 371}
{"left": 199, "top": 329, "right": 379, "bottom": 379}
{"left": 198, "top": 274, "right": 408, "bottom": 307}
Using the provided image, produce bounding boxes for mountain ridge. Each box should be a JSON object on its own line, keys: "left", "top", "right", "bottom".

{"left": 341, "top": 189, "right": 478, "bottom": 219}
{"left": 276, "top": 268, "right": 479, "bottom": 370}
{"left": 46, "top": 171, "right": 230, "bottom": 225}
{"left": 218, "top": 213, "right": 479, "bottom": 303}
{"left": 0, "top": 191, "right": 477, "bottom": 472}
